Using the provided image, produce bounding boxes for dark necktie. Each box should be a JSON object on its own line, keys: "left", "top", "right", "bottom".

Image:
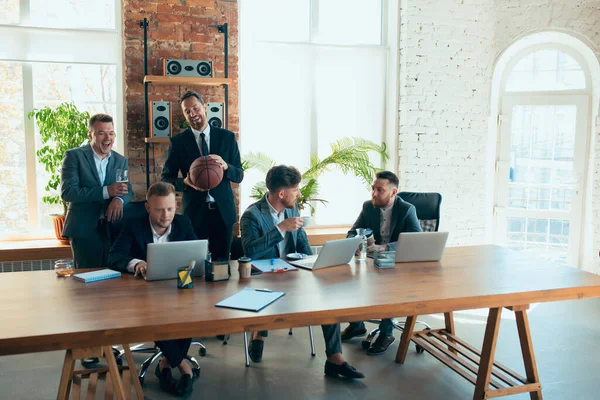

{"left": 199, "top": 132, "right": 209, "bottom": 156}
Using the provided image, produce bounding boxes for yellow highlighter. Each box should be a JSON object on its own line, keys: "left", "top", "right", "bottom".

{"left": 178, "top": 260, "right": 196, "bottom": 287}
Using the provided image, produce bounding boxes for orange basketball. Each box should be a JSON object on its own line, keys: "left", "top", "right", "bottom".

{"left": 189, "top": 156, "right": 223, "bottom": 190}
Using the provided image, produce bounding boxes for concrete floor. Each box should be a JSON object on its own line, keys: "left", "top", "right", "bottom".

{"left": 1, "top": 299, "right": 599, "bottom": 399}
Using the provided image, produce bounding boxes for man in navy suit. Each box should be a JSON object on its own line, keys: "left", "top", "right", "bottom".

{"left": 342, "top": 171, "right": 422, "bottom": 355}
{"left": 60, "top": 113, "right": 133, "bottom": 269}
{"left": 161, "top": 91, "right": 243, "bottom": 261}
{"left": 240, "top": 165, "right": 364, "bottom": 379}
{"left": 108, "top": 182, "right": 197, "bottom": 396}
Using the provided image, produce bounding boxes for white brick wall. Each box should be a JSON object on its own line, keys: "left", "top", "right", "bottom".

{"left": 398, "top": 0, "right": 600, "bottom": 270}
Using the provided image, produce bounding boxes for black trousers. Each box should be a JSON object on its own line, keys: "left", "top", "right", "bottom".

{"left": 155, "top": 338, "right": 192, "bottom": 368}
{"left": 258, "top": 324, "right": 342, "bottom": 357}
{"left": 70, "top": 221, "right": 111, "bottom": 269}
{"left": 188, "top": 202, "right": 233, "bottom": 261}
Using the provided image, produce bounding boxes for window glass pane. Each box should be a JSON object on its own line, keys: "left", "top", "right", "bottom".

{"left": 0, "top": 62, "right": 28, "bottom": 235}
{"left": 315, "top": 0, "right": 382, "bottom": 45}
{"left": 27, "top": 0, "right": 116, "bottom": 30}
{"left": 0, "top": 0, "right": 19, "bottom": 24}
{"left": 506, "top": 50, "right": 586, "bottom": 91}
{"left": 241, "top": 0, "right": 309, "bottom": 43}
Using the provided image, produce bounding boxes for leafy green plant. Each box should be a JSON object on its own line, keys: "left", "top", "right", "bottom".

{"left": 28, "top": 102, "right": 90, "bottom": 215}
{"left": 243, "top": 137, "right": 389, "bottom": 215}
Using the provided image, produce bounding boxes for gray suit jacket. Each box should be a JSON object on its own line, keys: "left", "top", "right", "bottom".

{"left": 240, "top": 195, "right": 312, "bottom": 260}
{"left": 348, "top": 195, "right": 422, "bottom": 244}
{"left": 60, "top": 144, "right": 133, "bottom": 238}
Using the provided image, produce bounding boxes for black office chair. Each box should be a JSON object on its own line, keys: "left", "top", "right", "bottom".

{"left": 231, "top": 236, "right": 316, "bottom": 366}
{"left": 362, "top": 192, "right": 442, "bottom": 353}
{"left": 112, "top": 201, "right": 203, "bottom": 384}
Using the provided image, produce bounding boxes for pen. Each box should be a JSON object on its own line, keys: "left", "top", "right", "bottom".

{"left": 255, "top": 288, "right": 273, "bottom": 292}
{"left": 182, "top": 260, "right": 196, "bottom": 285}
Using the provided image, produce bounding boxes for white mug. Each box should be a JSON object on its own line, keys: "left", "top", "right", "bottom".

{"left": 301, "top": 216, "right": 312, "bottom": 228}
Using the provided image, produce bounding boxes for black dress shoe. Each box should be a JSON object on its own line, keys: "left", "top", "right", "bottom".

{"left": 154, "top": 364, "right": 177, "bottom": 393}
{"left": 248, "top": 339, "right": 264, "bottom": 363}
{"left": 176, "top": 374, "right": 194, "bottom": 396}
{"left": 81, "top": 357, "right": 99, "bottom": 365}
{"left": 324, "top": 361, "right": 365, "bottom": 379}
{"left": 341, "top": 325, "right": 367, "bottom": 341}
{"left": 367, "top": 334, "right": 396, "bottom": 355}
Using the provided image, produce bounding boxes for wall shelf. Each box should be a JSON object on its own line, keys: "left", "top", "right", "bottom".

{"left": 144, "top": 137, "right": 171, "bottom": 144}
{"left": 143, "top": 75, "right": 232, "bottom": 86}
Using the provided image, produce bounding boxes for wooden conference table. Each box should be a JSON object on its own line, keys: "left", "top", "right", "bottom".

{"left": 1, "top": 245, "right": 600, "bottom": 399}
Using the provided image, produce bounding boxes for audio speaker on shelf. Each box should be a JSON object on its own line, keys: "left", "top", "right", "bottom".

{"left": 163, "top": 59, "right": 212, "bottom": 77}
{"left": 206, "top": 102, "right": 224, "bottom": 128}
{"left": 149, "top": 101, "right": 171, "bottom": 138}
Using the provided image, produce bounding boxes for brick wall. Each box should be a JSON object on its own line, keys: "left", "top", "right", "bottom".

{"left": 122, "top": 0, "right": 239, "bottom": 205}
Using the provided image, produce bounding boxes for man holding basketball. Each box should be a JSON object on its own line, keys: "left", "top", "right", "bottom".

{"left": 162, "top": 91, "right": 243, "bottom": 261}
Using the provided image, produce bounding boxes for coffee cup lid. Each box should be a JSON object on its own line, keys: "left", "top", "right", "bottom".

{"left": 238, "top": 257, "right": 251, "bottom": 262}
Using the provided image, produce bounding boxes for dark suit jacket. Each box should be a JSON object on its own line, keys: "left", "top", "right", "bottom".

{"left": 348, "top": 196, "right": 422, "bottom": 244}
{"left": 161, "top": 127, "right": 244, "bottom": 227}
{"left": 60, "top": 144, "right": 133, "bottom": 238}
{"left": 108, "top": 214, "right": 197, "bottom": 273}
{"left": 240, "top": 195, "right": 312, "bottom": 260}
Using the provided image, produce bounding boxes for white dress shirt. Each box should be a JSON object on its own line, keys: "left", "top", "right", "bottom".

{"left": 126, "top": 217, "right": 173, "bottom": 273}
{"left": 191, "top": 125, "right": 215, "bottom": 203}
{"left": 379, "top": 204, "right": 394, "bottom": 244}
{"left": 266, "top": 196, "right": 287, "bottom": 257}
{"left": 91, "top": 148, "right": 124, "bottom": 203}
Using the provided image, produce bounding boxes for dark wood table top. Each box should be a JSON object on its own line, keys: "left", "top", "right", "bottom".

{"left": 2, "top": 245, "right": 600, "bottom": 356}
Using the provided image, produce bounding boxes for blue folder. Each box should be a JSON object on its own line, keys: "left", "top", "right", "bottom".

{"left": 216, "top": 287, "right": 285, "bottom": 312}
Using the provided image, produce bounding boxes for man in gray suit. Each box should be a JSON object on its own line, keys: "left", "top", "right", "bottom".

{"left": 342, "top": 170, "right": 421, "bottom": 355}
{"left": 60, "top": 113, "right": 133, "bottom": 269}
{"left": 240, "top": 165, "right": 364, "bottom": 379}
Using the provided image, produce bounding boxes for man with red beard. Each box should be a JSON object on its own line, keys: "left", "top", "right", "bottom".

{"left": 162, "top": 91, "right": 243, "bottom": 262}
{"left": 61, "top": 113, "right": 133, "bottom": 269}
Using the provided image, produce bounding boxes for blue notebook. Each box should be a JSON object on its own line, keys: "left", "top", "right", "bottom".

{"left": 251, "top": 258, "right": 297, "bottom": 273}
{"left": 73, "top": 269, "right": 121, "bottom": 283}
{"left": 216, "top": 287, "right": 285, "bottom": 312}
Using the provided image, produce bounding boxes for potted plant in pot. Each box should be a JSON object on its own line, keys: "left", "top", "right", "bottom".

{"left": 242, "top": 137, "right": 389, "bottom": 225}
{"left": 28, "top": 103, "right": 90, "bottom": 243}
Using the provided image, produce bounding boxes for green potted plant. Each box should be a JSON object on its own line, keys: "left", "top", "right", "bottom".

{"left": 242, "top": 137, "right": 389, "bottom": 221}
{"left": 28, "top": 102, "right": 90, "bottom": 243}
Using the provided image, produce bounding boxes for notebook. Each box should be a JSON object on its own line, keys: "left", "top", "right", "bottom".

{"left": 215, "top": 287, "right": 285, "bottom": 312}
{"left": 73, "top": 269, "right": 121, "bottom": 283}
{"left": 251, "top": 258, "right": 297, "bottom": 273}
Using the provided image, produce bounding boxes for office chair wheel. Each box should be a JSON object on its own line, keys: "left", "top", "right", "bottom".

{"left": 199, "top": 347, "right": 207, "bottom": 357}
{"left": 415, "top": 344, "right": 425, "bottom": 354}
{"left": 138, "top": 376, "right": 144, "bottom": 385}
{"left": 288, "top": 328, "right": 293, "bottom": 335}
{"left": 193, "top": 368, "right": 201, "bottom": 378}
{"left": 361, "top": 339, "right": 371, "bottom": 349}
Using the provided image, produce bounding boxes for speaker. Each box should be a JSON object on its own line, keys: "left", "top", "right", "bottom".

{"left": 163, "top": 59, "right": 212, "bottom": 77}
{"left": 206, "top": 102, "right": 224, "bottom": 129}
{"left": 149, "top": 101, "right": 171, "bottom": 138}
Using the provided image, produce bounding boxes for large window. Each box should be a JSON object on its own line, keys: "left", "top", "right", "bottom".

{"left": 0, "top": 0, "right": 122, "bottom": 240}
{"left": 239, "top": 0, "right": 391, "bottom": 226}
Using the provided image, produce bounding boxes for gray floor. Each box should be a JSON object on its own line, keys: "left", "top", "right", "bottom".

{"left": 1, "top": 299, "right": 599, "bottom": 399}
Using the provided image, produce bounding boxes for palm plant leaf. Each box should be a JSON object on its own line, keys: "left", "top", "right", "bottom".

{"left": 241, "top": 152, "right": 276, "bottom": 174}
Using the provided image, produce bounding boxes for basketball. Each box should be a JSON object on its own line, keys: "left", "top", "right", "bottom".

{"left": 189, "top": 156, "right": 223, "bottom": 190}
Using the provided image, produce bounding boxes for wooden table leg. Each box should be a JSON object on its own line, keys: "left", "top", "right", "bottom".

{"left": 122, "top": 344, "right": 145, "bottom": 400}
{"left": 395, "top": 315, "right": 417, "bottom": 364}
{"left": 57, "top": 349, "right": 75, "bottom": 400}
{"left": 473, "top": 307, "right": 502, "bottom": 400}
{"left": 444, "top": 311, "right": 457, "bottom": 354}
{"left": 104, "top": 345, "right": 127, "bottom": 400}
{"left": 515, "top": 310, "right": 543, "bottom": 400}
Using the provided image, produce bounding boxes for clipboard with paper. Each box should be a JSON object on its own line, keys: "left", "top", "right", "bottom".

{"left": 251, "top": 258, "right": 297, "bottom": 273}
{"left": 215, "top": 287, "right": 285, "bottom": 312}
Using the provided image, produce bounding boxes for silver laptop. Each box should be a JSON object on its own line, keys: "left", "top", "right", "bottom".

{"left": 394, "top": 232, "right": 449, "bottom": 262}
{"left": 289, "top": 236, "right": 362, "bottom": 270}
{"left": 146, "top": 240, "right": 209, "bottom": 281}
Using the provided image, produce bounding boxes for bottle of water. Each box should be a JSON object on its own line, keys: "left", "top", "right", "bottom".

{"left": 356, "top": 228, "right": 367, "bottom": 262}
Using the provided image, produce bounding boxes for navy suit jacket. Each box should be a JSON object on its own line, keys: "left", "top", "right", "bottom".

{"left": 348, "top": 195, "right": 422, "bottom": 244}
{"left": 161, "top": 127, "right": 243, "bottom": 227}
{"left": 108, "top": 214, "right": 197, "bottom": 273}
{"left": 60, "top": 144, "right": 133, "bottom": 238}
{"left": 240, "top": 195, "right": 312, "bottom": 260}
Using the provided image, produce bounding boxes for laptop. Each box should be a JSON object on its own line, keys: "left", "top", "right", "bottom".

{"left": 288, "top": 236, "right": 362, "bottom": 270}
{"left": 146, "top": 240, "right": 209, "bottom": 281}
{"left": 394, "top": 232, "right": 449, "bottom": 263}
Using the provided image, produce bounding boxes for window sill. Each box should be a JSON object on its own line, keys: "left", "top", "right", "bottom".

{"left": 0, "top": 227, "right": 351, "bottom": 262}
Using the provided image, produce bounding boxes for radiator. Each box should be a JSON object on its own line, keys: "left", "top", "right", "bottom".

{"left": 0, "top": 259, "right": 71, "bottom": 273}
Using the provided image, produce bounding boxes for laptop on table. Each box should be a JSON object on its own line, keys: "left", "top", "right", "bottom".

{"left": 145, "top": 239, "right": 209, "bottom": 281}
{"left": 393, "top": 232, "right": 449, "bottom": 263}
{"left": 288, "top": 236, "right": 362, "bottom": 270}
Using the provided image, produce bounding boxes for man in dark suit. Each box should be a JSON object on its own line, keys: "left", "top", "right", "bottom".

{"left": 240, "top": 165, "right": 364, "bottom": 379}
{"left": 60, "top": 113, "right": 133, "bottom": 269}
{"left": 342, "top": 170, "right": 422, "bottom": 355}
{"left": 108, "top": 182, "right": 197, "bottom": 396}
{"left": 161, "top": 91, "right": 243, "bottom": 261}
